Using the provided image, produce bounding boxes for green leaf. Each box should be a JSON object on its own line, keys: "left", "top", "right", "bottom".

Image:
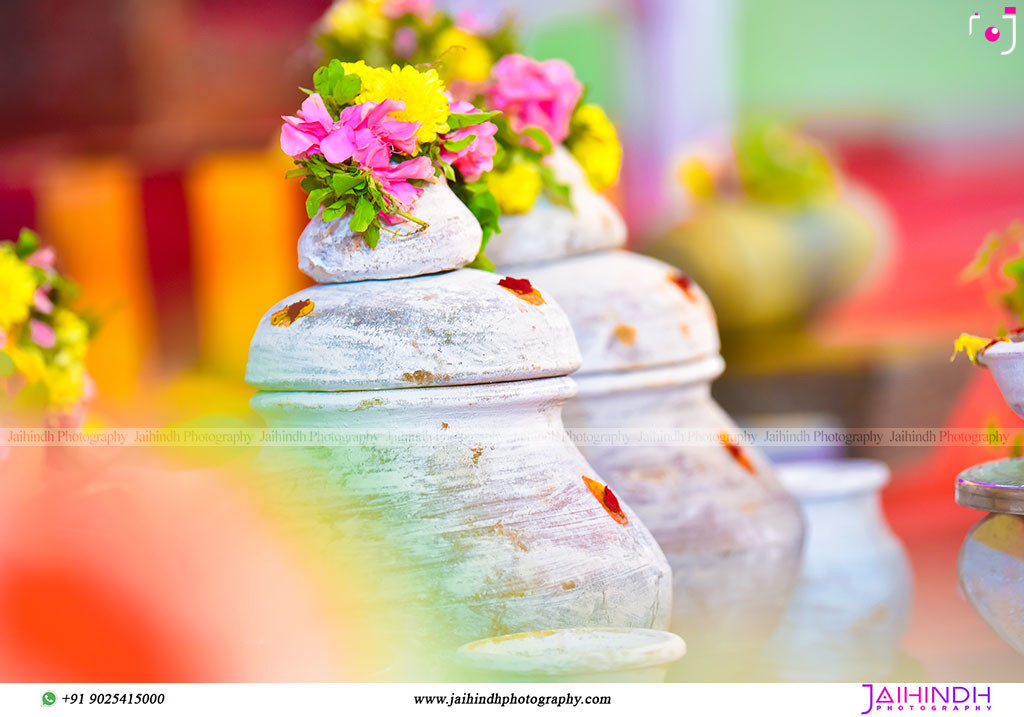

{"left": 16, "top": 227, "right": 39, "bottom": 259}
{"left": 522, "top": 128, "right": 554, "bottom": 155}
{"left": 447, "top": 110, "right": 500, "bottom": 130}
{"left": 444, "top": 134, "right": 476, "bottom": 152}
{"left": 284, "top": 167, "right": 308, "bottom": 179}
{"left": 0, "top": 351, "right": 15, "bottom": 377}
{"left": 330, "top": 172, "right": 363, "bottom": 195}
{"left": 539, "top": 165, "right": 572, "bottom": 208}
{"left": 362, "top": 222, "right": 381, "bottom": 249}
{"left": 333, "top": 72, "right": 361, "bottom": 105}
{"left": 441, "top": 162, "right": 455, "bottom": 182}
{"left": 312, "top": 65, "right": 331, "bottom": 97}
{"left": 466, "top": 251, "right": 495, "bottom": 272}
{"left": 323, "top": 207, "right": 345, "bottom": 222}
{"left": 306, "top": 188, "right": 331, "bottom": 219}
{"left": 349, "top": 197, "right": 377, "bottom": 233}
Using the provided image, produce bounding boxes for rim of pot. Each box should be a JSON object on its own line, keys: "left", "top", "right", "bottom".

{"left": 777, "top": 459, "right": 890, "bottom": 501}
{"left": 572, "top": 356, "right": 725, "bottom": 397}
{"left": 250, "top": 374, "right": 578, "bottom": 412}
{"left": 455, "top": 628, "right": 685, "bottom": 676}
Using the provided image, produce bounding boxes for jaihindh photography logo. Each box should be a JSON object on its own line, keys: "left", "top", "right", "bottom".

{"left": 860, "top": 685, "right": 993, "bottom": 713}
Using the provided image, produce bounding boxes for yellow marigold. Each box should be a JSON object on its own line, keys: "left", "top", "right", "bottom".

{"left": 488, "top": 160, "right": 543, "bottom": 214}
{"left": 6, "top": 344, "right": 45, "bottom": 384}
{"left": 434, "top": 27, "right": 492, "bottom": 84}
{"left": 53, "top": 308, "right": 90, "bottom": 361}
{"left": 0, "top": 245, "right": 37, "bottom": 330}
{"left": 568, "top": 104, "right": 622, "bottom": 190}
{"left": 326, "top": 0, "right": 388, "bottom": 44}
{"left": 354, "top": 64, "right": 450, "bottom": 144}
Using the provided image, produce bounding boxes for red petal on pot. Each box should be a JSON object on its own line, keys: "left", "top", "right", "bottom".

{"left": 499, "top": 276, "right": 545, "bottom": 306}
{"left": 582, "top": 475, "right": 629, "bottom": 525}
{"left": 720, "top": 432, "right": 756, "bottom": 474}
{"left": 670, "top": 272, "right": 697, "bottom": 302}
{"left": 271, "top": 299, "right": 314, "bottom": 327}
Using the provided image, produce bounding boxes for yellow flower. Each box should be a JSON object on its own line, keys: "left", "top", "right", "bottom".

{"left": 0, "top": 245, "right": 37, "bottom": 330}
{"left": 488, "top": 160, "right": 543, "bottom": 214}
{"left": 53, "top": 308, "right": 90, "bottom": 360}
{"left": 951, "top": 333, "right": 1000, "bottom": 364}
{"left": 43, "top": 362, "right": 86, "bottom": 409}
{"left": 567, "top": 104, "right": 622, "bottom": 190}
{"left": 354, "top": 64, "right": 450, "bottom": 144}
{"left": 677, "top": 158, "right": 715, "bottom": 200}
{"left": 434, "top": 27, "right": 493, "bottom": 84}
{"left": 326, "top": 0, "right": 388, "bottom": 44}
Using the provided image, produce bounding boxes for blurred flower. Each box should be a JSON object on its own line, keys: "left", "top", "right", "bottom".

{"left": 434, "top": 27, "right": 492, "bottom": 84}
{"left": 486, "top": 54, "right": 581, "bottom": 145}
{"left": 326, "top": 0, "right": 388, "bottom": 44}
{"left": 381, "top": 0, "right": 434, "bottom": 21}
{"left": 392, "top": 26, "right": 418, "bottom": 58}
{"left": 487, "top": 159, "right": 542, "bottom": 214}
{"left": 567, "top": 104, "right": 622, "bottom": 190}
{"left": 353, "top": 65, "right": 450, "bottom": 144}
{"left": 29, "top": 320, "right": 55, "bottom": 349}
{"left": 0, "top": 245, "right": 37, "bottom": 331}
{"left": 439, "top": 100, "right": 498, "bottom": 182}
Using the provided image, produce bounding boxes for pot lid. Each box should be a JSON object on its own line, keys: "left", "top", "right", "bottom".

{"left": 484, "top": 147, "right": 626, "bottom": 267}
{"left": 298, "top": 179, "right": 482, "bottom": 283}
{"left": 246, "top": 268, "right": 582, "bottom": 391}
{"left": 957, "top": 458, "right": 1024, "bottom": 515}
{"left": 522, "top": 251, "right": 720, "bottom": 375}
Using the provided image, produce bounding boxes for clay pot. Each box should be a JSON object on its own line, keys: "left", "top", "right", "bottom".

{"left": 455, "top": 628, "right": 685, "bottom": 682}
{"left": 980, "top": 340, "right": 1024, "bottom": 419}
{"left": 761, "top": 460, "right": 912, "bottom": 680}
{"left": 646, "top": 185, "right": 888, "bottom": 332}
{"left": 956, "top": 458, "right": 1024, "bottom": 656}
{"left": 247, "top": 180, "right": 672, "bottom": 678}
{"left": 489, "top": 153, "right": 803, "bottom": 679}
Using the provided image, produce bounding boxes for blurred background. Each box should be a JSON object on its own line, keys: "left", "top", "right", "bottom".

{"left": 2, "top": 0, "right": 1024, "bottom": 682}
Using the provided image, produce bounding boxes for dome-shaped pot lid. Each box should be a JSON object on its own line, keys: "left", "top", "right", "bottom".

{"left": 246, "top": 268, "right": 582, "bottom": 391}
{"left": 523, "top": 251, "right": 720, "bottom": 375}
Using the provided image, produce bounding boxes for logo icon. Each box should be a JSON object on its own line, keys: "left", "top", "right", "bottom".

{"left": 970, "top": 7, "right": 1018, "bottom": 55}
{"left": 41, "top": 692, "right": 56, "bottom": 706}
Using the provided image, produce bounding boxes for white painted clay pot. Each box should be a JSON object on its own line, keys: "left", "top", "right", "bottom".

{"left": 956, "top": 457, "right": 1024, "bottom": 656}
{"left": 298, "top": 179, "right": 482, "bottom": 283}
{"left": 490, "top": 153, "right": 803, "bottom": 679}
{"left": 761, "top": 460, "right": 912, "bottom": 681}
{"left": 979, "top": 340, "right": 1024, "bottom": 420}
{"left": 251, "top": 377, "right": 672, "bottom": 676}
{"left": 455, "top": 627, "right": 685, "bottom": 682}
{"left": 484, "top": 147, "right": 626, "bottom": 267}
{"left": 560, "top": 356, "right": 804, "bottom": 680}
{"left": 249, "top": 202, "right": 672, "bottom": 678}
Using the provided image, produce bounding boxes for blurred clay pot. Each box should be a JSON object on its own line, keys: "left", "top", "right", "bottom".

{"left": 761, "top": 460, "right": 912, "bottom": 681}
{"left": 455, "top": 627, "right": 685, "bottom": 682}
{"left": 956, "top": 458, "right": 1024, "bottom": 655}
{"left": 646, "top": 185, "right": 888, "bottom": 331}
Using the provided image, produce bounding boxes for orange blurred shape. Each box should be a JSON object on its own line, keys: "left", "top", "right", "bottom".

{"left": 0, "top": 449, "right": 372, "bottom": 682}
{"left": 186, "top": 151, "right": 306, "bottom": 378}
{"left": 37, "top": 158, "right": 157, "bottom": 399}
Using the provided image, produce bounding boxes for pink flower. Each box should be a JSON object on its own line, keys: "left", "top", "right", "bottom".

{"left": 372, "top": 156, "right": 435, "bottom": 224}
{"left": 485, "top": 54, "right": 582, "bottom": 145}
{"left": 340, "top": 100, "right": 420, "bottom": 157}
{"left": 439, "top": 100, "right": 498, "bottom": 182}
{"left": 280, "top": 93, "right": 336, "bottom": 159}
{"left": 30, "top": 319, "right": 55, "bottom": 349}
{"left": 25, "top": 246, "right": 55, "bottom": 271}
{"left": 33, "top": 287, "right": 53, "bottom": 313}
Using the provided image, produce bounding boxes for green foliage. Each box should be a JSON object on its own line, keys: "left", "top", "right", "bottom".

{"left": 734, "top": 119, "right": 837, "bottom": 205}
{"left": 313, "top": 60, "right": 363, "bottom": 118}
{"left": 962, "top": 221, "right": 1024, "bottom": 325}
{"left": 453, "top": 180, "right": 501, "bottom": 270}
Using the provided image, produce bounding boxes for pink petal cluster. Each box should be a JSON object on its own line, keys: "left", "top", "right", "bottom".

{"left": 438, "top": 100, "right": 498, "bottom": 183}
{"left": 281, "top": 94, "right": 434, "bottom": 223}
{"left": 485, "top": 54, "right": 582, "bottom": 145}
